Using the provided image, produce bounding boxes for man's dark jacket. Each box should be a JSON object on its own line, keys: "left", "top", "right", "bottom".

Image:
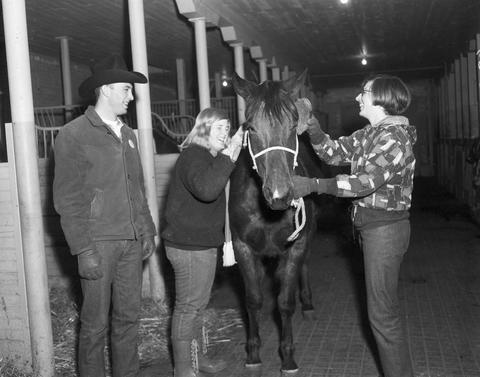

{"left": 53, "top": 106, "right": 156, "bottom": 255}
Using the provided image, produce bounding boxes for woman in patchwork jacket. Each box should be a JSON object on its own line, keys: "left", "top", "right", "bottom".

{"left": 293, "top": 75, "right": 416, "bottom": 377}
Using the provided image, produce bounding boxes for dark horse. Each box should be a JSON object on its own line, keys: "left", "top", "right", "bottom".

{"left": 229, "top": 71, "right": 319, "bottom": 373}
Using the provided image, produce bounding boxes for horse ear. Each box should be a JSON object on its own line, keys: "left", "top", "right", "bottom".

{"left": 282, "top": 69, "right": 308, "bottom": 99}
{"left": 232, "top": 73, "right": 257, "bottom": 99}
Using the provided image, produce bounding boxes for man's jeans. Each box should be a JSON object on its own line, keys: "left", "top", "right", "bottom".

{"left": 358, "top": 220, "right": 413, "bottom": 377}
{"left": 166, "top": 246, "right": 217, "bottom": 342}
{"left": 78, "top": 239, "right": 142, "bottom": 377}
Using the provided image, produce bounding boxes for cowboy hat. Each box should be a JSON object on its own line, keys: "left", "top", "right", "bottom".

{"left": 79, "top": 54, "right": 147, "bottom": 98}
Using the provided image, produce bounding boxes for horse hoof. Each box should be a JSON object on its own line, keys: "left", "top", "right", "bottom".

{"left": 245, "top": 362, "right": 262, "bottom": 370}
{"left": 302, "top": 309, "right": 316, "bottom": 321}
{"left": 281, "top": 367, "right": 299, "bottom": 375}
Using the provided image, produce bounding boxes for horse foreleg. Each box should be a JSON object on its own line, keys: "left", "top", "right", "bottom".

{"left": 276, "top": 254, "right": 302, "bottom": 373}
{"left": 235, "top": 243, "right": 264, "bottom": 369}
{"left": 299, "top": 257, "right": 315, "bottom": 320}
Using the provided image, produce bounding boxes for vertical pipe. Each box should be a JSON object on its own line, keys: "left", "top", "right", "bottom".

{"left": 258, "top": 58, "right": 267, "bottom": 83}
{"left": 232, "top": 42, "right": 245, "bottom": 124}
{"left": 191, "top": 17, "right": 211, "bottom": 110}
{"left": 56, "top": 36, "right": 73, "bottom": 121}
{"left": 1, "top": 0, "right": 54, "bottom": 375}
{"left": 176, "top": 58, "right": 187, "bottom": 116}
{"left": 128, "top": 0, "right": 164, "bottom": 300}
{"left": 214, "top": 72, "right": 222, "bottom": 99}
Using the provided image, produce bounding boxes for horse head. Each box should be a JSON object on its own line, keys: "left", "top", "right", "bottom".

{"left": 232, "top": 70, "right": 308, "bottom": 210}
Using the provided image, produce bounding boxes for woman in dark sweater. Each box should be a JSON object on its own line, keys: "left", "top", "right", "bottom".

{"left": 162, "top": 108, "right": 243, "bottom": 377}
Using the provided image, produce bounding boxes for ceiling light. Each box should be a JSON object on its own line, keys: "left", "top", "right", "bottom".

{"left": 340, "top": 0, "right": 349, "bottom": 4}
{"left": 222, "top": 80, "right": 229, "bottom": 87}
{"left": 361, "top": 58, "right": 367, "bottom": 65}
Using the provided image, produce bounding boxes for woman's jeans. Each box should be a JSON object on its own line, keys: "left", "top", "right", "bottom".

{"left": 358, "top": 220, "right": 413, "bottom": 377}
{"left": 78, "top": 239, "right": 142, "bottom": 377}
{"left": 166, "top": 246, "right": 217, "bottom": 342}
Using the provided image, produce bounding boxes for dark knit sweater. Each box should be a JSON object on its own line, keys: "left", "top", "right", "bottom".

{"left": 161, "top": 144, "right": 236, "bottom": 249}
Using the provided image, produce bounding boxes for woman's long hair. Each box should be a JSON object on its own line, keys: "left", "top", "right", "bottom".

{"left": 180, "top": 107, "right": 230, "bottom": 151}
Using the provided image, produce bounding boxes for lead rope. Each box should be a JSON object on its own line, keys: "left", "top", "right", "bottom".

{"left": 191, "top": 339, "right": 199, "bottom": 376}
{"left": 287, "top": 197, "right": 306, "bottom": 242}
{"left": 223, "top": 180, "right": 237, "bottom": 267}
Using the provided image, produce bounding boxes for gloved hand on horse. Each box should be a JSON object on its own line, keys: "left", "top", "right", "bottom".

{"left": 306, "top": 116, "right": 326, "bottom": 145}
{"left": 292, "top": 175, "right": 336, "bottom": 199}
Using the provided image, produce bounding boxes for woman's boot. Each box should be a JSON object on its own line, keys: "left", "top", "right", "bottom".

{"left": 195, "top": 326, "right": 227, "bottom": 374}
{"left": 172, "top": 339, "right": 197, "bottom": 377}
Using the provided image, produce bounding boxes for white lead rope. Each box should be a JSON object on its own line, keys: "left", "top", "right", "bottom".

{"left": 287, "top": 197, "right": 306, "bottom": 242}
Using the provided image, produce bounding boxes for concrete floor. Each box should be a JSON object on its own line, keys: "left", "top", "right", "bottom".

{"left": 142, "top": 178, "right": 480, "bottom": 377}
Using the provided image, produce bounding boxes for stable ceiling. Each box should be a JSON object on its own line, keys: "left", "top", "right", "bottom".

{"left": 15, "top": 0, "right": 480, "bottom": 90}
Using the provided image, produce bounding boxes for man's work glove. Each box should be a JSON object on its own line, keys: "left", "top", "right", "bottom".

{"left": 306, "top": 116, "right": 325, "bottom": 145}
{"left": 142, "top": 236, "right": 156, "bottom": 260}
{"left": 77, "top": 249, "right": 103, "bottom": 280}
{"left": 292, "top": 175, "right": 336, "bottom": 199}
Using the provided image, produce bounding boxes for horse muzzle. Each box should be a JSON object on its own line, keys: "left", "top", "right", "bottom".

{"left": 262, "top": 185, "right": 293, "bottom": 210}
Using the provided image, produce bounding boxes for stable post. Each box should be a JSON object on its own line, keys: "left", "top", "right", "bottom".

{"left": 232, "top": 42, "right": 245, "bottom": 124}
{"left": 128, "top": 0, "right": 164, "bottom": 300}
{"left": 191, "top": 17, "right": 211, "bottom": 110}
{"left": 56, "top": 36, "right": 73, "bottom": 122}
{"left": 2, "top": 0, "right": 54, "bottom": 375}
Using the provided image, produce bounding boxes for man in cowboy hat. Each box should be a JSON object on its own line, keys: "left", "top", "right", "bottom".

{"left": 53, "top": 54, "right": 156, "bottom": 377}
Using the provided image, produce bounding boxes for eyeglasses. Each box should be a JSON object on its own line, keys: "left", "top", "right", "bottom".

{"left": 360, "top": 88, "right": 372, "bottom": 95}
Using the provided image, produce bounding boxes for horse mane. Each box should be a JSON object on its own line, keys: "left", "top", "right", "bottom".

{"left": 245, "top": 81, "right": 299, "bottom": 128}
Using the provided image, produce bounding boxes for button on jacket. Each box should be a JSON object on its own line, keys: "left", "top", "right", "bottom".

{"left": 53, "top": 106, "right": 156, "bottom": 255}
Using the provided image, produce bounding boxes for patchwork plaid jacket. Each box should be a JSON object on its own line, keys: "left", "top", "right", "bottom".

{"left": 312, "top": 115, "right": 417, "bottom": 211}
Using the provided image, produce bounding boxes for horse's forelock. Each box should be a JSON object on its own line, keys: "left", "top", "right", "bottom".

{"left": 247, "top": 81, "right": 297, "bottom": 129}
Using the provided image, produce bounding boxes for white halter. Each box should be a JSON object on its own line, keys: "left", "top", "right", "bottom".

{"left": 242, "top": 129, "right": 305, "bottom": 242}
{"left": 243, "top": 130, "right": 299, "bottom": 171}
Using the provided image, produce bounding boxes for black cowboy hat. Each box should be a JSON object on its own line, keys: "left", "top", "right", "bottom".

{"left": 79, "top": 54, "right": 147, "bottom": 98}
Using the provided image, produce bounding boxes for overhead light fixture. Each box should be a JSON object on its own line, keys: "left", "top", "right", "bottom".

{"left": 222, "top": 79, "right": 229, "bottom": 87}
{"left": 361, "top": 58, "right": 367, "bottom": 65}
{"left": 340, "top": 0, "right": 349, "bottom": 4}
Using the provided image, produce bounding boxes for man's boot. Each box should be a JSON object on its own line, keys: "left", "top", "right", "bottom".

{"left": 172, "top": 339, "right": 197, "bottom": 377}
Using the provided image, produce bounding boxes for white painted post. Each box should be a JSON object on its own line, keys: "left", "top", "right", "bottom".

{"left": 258, "top": 58, "right": 268, "bottom": 83}
{"left": 191, "top": 17, "right": 211, "bottom": 110}
{"left": 128, "top": 0, "right": 164, "bottom": 300}
{"left": 282, "top": 65, "right": 289, "bottom": 81}
{"left": 2, "top": 0, "right": 54, "bottom": 375}
{"left": 56, "top": 36, "right": 73, "bottom": 122}
{"left": 232, "top": 42, "right": 245, "bottom": 124}
{"left": 176, "top": 58, "right": 187, "bottom": 116}
{"left": 272, "top": 67, "right": 280, "bottom": 81}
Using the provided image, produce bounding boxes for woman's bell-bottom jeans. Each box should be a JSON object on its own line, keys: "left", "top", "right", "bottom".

{"left": 358, "top": 219, "right": 413, "bottom": 377}
{"left": 166, "top": 246, "right": 217, "bottom": 342}
{"left": 78, "top": 239, "right": 142, "bottom": 377}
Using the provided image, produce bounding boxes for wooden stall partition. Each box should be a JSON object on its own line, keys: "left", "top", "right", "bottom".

{"left": 447, "top": 69, "right": 456, "bottom": 139}
{"left": 0, "top": 124, "right": 32, "bottom": 371}
{"left": 454, "top": 59, "right": 463, "bottom": 139}
{"left": 437, "top": 77, "right": 446, "bottom": 183}
{"left": 467, "top": 50, "right": 479, "bottom": 139}
{"left": 461, "top": 55, "right": 470, "bottom": 138}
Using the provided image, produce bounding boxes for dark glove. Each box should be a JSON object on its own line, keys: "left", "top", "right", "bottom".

{"left": 292, "top": 175, "right": 333, "bottom": 199}
{"left": 77, "top": 249, "right": 103, "bottom": 280}
{"left": 141, "top": 236, "right": 156, "bottom": 260}
{"left": 306, "top": 116, "right": 325, "bottom": 145}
